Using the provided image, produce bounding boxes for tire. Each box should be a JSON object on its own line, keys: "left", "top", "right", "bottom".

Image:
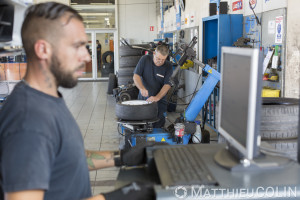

{"left": 107, "top": 73, "right": 117, "bottom": 94}
{"left": 118, "top": 76, "right": 133, "bottom": 86}
{"left": 119, "top": 56, "right": 142, "bottom": 68}
{"left": 115, "top": 100, "right": 158, "bottom": 120}
{"left": 120, "top": 46, "right": 144, "bottom": 56}
{"left": 102, "top": 51, "right": 114, "bottom": 64}
{"left": 118, "top": 67, "right": 136, "bottom": 77}
{"left": 262, "top": 139, "right": 297, "bottom": 161}
{"left": 260, "top": 98, "right": 299, "bottom": 140}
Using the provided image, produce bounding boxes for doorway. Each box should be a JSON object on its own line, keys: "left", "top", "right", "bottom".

{"left": 80, "top": 30, "right": 117, "bottom": 80}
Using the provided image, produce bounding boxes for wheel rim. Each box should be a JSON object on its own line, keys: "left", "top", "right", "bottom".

{"left": 121, "top": 100, "right": 151, "bottom": 105}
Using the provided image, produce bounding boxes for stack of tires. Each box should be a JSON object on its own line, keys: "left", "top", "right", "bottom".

{"left": 118, "top": 44, "right": 150, "bottom": 86}
{"left": 216, "top": 97, "right": 299, "bottom": 161}
{"left": 260, "top": 98, "right": 299, "bottom": 161}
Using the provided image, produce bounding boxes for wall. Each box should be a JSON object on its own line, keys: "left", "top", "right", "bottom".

{"left": 34, "top": 0, "right": 69, "bottom": 4}
{"left": 285, "top": 0, "right": 300, "bottom": 98}
{"left": 118, "top": 0, "right": 157, "bottom": 44}
{"left": 159, "top": 0, "right": 209, "bottom": 61}
{"left": 159, "top": 0, "right": 299, "bottom": 98}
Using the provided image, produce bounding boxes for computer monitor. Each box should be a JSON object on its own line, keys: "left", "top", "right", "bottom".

{"left": 217, "top": 47, "right": 263, "bottom": 164}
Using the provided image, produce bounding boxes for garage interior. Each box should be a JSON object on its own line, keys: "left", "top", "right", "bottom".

{"left": 1, "top": 0, "right": 300, "bottom": 199}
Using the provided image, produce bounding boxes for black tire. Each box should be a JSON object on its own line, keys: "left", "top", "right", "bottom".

{"left": 120, "top": 46, "right": 144, "bottom": 56}
{"left": 263, "top": 139, "right": 297, "bottom": 161}
{"left": 201, "top": 129, "right": 210, "bottom": 143}
{"left": 115, "top": 100, "right": 158, "bottom": 120}
{"left": 118, "top": 76, "right": 133, "bottom": 86}
{"left": 107, "top": 73, "right": 117, "bottom": 94}
{"left": 119, "top": 56, "right": 142, "bottom": 68}
{"left": 117, "top": 67, "right": 136, "bottom": 77}
{"left": 260, "top": 98, "right": 299, "bottom": 140}
{"left": 102, "top": 51, "right": 114, "bottom": 64}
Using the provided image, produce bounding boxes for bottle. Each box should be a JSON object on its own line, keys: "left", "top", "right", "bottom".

{"left": 192, "top": 121, "right": 202, "bottom": 143}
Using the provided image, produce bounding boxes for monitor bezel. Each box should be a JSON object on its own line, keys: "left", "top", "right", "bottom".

{"left": 218, "top": 47, "right": 262, "bottom": 160}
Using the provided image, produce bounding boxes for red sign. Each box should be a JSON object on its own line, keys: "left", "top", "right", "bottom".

{"left": 232, "top": 0, "right": 243, "bottom": 11}
{"left": 150, "top": 26, "right": 154, "bottom": 31}
{"left": 249, "top": 0, "right": 257, "bottom": 9}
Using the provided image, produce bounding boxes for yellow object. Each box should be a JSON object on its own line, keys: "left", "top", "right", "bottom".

{"left": 268, "top": 74, "right": 279, "bottom": 81}
{"left": 161, "top": 138, "right": 166, "bottom": 142}
{"left": 181, "top": 60, "right": 194, "bottom": 69}
{"left": 262, "top": 89, "right": 280, "bottom": 97}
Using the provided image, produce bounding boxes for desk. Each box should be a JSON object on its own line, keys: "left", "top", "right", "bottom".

{"left": 116, "top": 144, "right": 300, "bottom": 200}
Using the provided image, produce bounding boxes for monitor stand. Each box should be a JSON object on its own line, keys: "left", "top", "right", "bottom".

{"left": 214, "top": 147, "right": 293, "bottom": 172}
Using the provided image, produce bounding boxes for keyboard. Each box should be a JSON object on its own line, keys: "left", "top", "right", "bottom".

{"left": 153, "top": 145, "right": 218, "bottom": 187}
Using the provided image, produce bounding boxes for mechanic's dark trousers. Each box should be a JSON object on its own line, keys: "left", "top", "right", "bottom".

{"left": 153, "top": 100, "right": 167, "bottom": 128}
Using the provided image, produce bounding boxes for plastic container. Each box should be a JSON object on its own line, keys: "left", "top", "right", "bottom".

{"left": 192, "top": 121, "right": 202, "bottom": 143}
{"left": 262, "top": 89, "right": 280, "bottom": 97}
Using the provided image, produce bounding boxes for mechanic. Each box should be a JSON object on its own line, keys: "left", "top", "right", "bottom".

{"left": 0, "top": 2, "right": 154, "bottom": 200}
{"left": 133, "top": 44, "right": 173, "bottom": 128}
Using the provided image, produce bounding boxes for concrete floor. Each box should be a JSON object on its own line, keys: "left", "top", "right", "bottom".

{"left": 60, "top": 82, "right": 120, "bottom": 195}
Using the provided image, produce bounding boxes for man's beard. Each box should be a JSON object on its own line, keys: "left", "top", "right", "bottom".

{"left": 50, "top": 54, "right": 82, "bottom": 88}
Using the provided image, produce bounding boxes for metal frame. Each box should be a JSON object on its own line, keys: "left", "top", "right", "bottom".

{"left": 82, "top": 29, "right": 118, "bottom": 81}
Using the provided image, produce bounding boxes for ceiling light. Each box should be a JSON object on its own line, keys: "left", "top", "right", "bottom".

{"left": 80, "top": 13, "right": 113, "bottom": 16}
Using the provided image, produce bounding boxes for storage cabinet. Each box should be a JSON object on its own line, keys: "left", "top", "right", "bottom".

{"left": 202, "top": 14, "right": 243, "bottom": 130}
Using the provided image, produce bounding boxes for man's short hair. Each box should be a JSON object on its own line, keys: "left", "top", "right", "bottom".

{"left": 155, "top": 44, "right": 169, "bottom": 56}
{"left": 21, "top": 2, "right": 83, "bottom": 58}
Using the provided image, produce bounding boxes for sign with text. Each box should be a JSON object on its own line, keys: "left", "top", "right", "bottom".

{"left": 150, "top": 26, "right": 154, "bottom": 31}
{"left": 249, "top": 0, "right": 257, "bottom": 9}
{"left": 232, "top": 0, "right": 243, "bottom": 11}
{"left": 275, "top": 16, "right": 283, "bottom": 43}
{"left": 175, "top": 0, "right": 181, "bottom": 30}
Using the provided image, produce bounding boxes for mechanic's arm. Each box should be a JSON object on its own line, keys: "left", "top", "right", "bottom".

{"left": 133, "top": 74, "right": 148, "bottom": 97}
{"left": 147, "top": 84, "right": 171, "bottom": 102}
{"left": 5, "top": 190, "right": 44, "bottom": 200}
{"left": 85, "top": 150, "right": 116, "bottom": 170}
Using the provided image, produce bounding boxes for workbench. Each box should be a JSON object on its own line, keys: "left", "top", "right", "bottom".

{"left": 116, "top": 144, "right": 300, "bottom": 200}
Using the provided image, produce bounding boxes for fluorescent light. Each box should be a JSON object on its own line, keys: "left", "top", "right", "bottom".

{"left": 72, "top": 5, "right": 115, "bottom": 10}
{"left": 90, "top": 3, "right": 113, "bottom": 5}
{"left": 80, "top": 13, "right": 113, "bottom": 16}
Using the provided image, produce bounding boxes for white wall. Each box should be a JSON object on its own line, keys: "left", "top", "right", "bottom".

{"left": 285, "top": 0, "right": 300, "bottom": 98}
{"left": 118, "top": 0, "right": 157, "bottom": 44}
{"left": 34, "top": 0, "right": 69, "bottom": 5}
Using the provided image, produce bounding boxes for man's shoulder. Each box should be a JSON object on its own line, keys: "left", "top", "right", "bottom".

{"left": 164, "top": 61, "right": 173, "bottom": 70}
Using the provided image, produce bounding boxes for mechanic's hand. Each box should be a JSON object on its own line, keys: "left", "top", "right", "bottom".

{"left": 146, "top": 96, "right": 160, "bottom": 102}
{"left": 102, "top": 182, "right": 155, "bottom": 200}
{"left": 115, "top": 142, "right": 167, "bottom": 167}
{"left": 140, "top": 89, "right": 149, "bottom": 97}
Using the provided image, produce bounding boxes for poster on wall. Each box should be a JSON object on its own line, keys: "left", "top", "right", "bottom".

{"left": 190, "top": 12, "right": 195, "bottom": 27}
{"left": 232, "top": 0, "right": 243, "bottom": 11}
{"left": 160, "top": 0, "right": 164, "bottom": 33}
{"left": 275, "top": 16, "right": 283, "bottom": 44}
{"left": 175, "top": 0, "right": 181, "bottom": 30}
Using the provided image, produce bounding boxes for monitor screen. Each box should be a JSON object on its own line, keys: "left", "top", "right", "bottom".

{"left": 218, "top": 47, "right": 262, "bottom": 160}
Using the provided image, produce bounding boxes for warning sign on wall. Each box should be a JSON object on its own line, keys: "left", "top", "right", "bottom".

{"left": 150, "top": 26, "right": 154, "bottom": 31}
{"left": 232, "top": 0, "right": 243, "bottom": 11}
{"left": 275, "top": 16, "right": 283, "bottom": 44}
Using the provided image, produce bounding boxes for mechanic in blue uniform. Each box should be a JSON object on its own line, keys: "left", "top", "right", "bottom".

{"left": 133, "top": 44, "right": 173, "bottom": 128}
{"left": 0, "top": 2, "right": 154, "bottom": 200}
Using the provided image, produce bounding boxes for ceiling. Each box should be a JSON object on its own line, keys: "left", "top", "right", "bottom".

{"left": 71, "top": 0, "right": 115, "bottom": 28}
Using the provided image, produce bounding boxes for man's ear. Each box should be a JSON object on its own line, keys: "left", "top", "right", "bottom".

{"left": 34, "top": 40, "right": 52, "bottom": 60}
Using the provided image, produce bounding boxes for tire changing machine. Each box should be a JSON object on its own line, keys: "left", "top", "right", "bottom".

{"left": 117, "top": 37, "right": 221, "bottom": 148}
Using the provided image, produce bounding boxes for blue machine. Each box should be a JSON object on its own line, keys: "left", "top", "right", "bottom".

{"left": 118, "top": 37, "right": 220, "bottom": 147}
